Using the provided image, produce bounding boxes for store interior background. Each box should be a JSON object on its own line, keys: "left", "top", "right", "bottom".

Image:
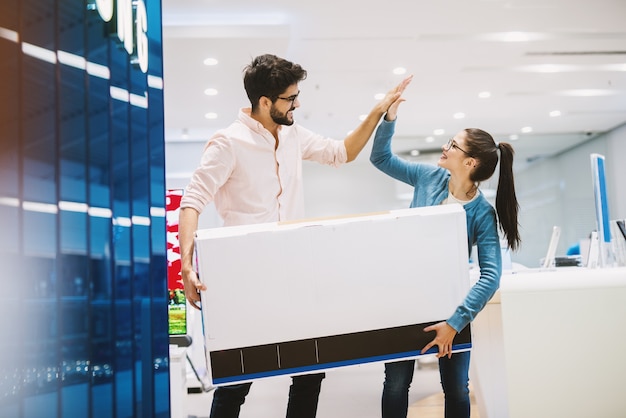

{"left": 162, "top": 3, "right": 626, "bottom": 414}
{"left": 162, "top": 0, "right": 626, "bottom": 269}
{"left": 163, "top": 0, "right": 626, "bottom": 267}
{"left": 162, "top": 2, "right": 626, "bottom": 414}
{"left": 1, "top": 1, "right": 624, "bottom": 417}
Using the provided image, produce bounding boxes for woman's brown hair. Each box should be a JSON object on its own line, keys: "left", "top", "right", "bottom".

{"left": 465, "top": 128, "right": 521, "bottom": 251}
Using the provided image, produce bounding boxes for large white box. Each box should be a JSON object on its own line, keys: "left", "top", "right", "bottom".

{"left": 195, "top": 205, "right": 471, "bottom": 385}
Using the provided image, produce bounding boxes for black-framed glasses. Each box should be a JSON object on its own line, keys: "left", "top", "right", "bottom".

{"left": 276, "top": 91, "right": 300, "bottom": 104}
{"left": 444, "top": 138, "right": 472, "bottom": 157}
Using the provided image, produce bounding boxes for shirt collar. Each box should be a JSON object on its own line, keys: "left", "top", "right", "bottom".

{"left": 239, "top": 107, "right": 283, "bottom": 136}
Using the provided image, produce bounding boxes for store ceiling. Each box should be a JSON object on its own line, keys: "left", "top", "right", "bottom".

{"left": 161, "top": 0, "right": 626, "bottom": 175}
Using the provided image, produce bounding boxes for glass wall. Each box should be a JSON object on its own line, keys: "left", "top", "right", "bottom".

{"left": 0, "top": 1, "right": 169, "bottom": 417}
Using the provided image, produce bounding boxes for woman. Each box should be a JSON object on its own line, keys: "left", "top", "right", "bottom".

{"left": 370, "top": 97, "right": 520, "bottom": 418}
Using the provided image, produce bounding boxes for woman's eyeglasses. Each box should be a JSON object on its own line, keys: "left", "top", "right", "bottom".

{"left": 444, "top": 138, "right": 472, "bottom": 157}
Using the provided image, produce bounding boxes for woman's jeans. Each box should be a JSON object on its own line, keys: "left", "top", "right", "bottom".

{"left": 381, "top": 351, "right": 470, "bottom": 418}
{"left": 209, "top": 372, "right": 325, "bottom": 418}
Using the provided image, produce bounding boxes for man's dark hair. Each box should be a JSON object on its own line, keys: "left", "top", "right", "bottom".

{"left": 243, "top": 54, "right": 307, "bottom": 111}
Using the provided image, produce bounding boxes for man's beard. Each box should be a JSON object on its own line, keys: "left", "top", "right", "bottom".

{"left": 270, "top": 105, "right": 294, "bottom": 126}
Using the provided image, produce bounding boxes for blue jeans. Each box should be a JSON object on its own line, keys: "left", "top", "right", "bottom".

{"left": 381, "top": 351, "right": 470, "bottom": 418}
{"left": 209, "top": 373, "right": 325, "bottom": 418}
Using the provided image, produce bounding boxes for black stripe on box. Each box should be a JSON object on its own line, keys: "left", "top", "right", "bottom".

{"left": 209, "top": 321, "right": 471, "bottom": 383}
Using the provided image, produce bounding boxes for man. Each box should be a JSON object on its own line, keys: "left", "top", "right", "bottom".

{"left": 179, "top": 53, "right": 411, "bottom": 418}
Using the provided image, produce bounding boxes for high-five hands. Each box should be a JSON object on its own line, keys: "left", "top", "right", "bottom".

{"left": 384, "top": 74, "right": 413, "bottom": 121}
{"left": 378, "top": 75, "right": 413, "bottom": 120}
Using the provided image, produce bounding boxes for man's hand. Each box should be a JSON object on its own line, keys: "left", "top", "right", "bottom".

{"left": 380, "top": 75, "right": 413, "bottom": 121}
{"left": 420, "top": 321, "right": 457, "bottom": 359}
{"left": 182, "top": 268, "right": 206, "bottom": 310}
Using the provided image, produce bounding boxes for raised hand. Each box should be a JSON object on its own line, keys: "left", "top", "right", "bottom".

{"left": 381, "top": 75, "right": 412, "bottom": 121}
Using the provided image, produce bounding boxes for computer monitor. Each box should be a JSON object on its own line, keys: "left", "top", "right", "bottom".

{"left": 590, "top": 154, "right": 613, "bottom": 267}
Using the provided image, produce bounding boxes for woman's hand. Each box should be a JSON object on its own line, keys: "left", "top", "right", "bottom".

{"left": 420, "top": 321, "right": 457, "bottom": 359}
{"left": 384, "top": 74, "right": 412, "bottom": 121}
{"left": 379, "top": 75, "right": 412, "bottom": 121}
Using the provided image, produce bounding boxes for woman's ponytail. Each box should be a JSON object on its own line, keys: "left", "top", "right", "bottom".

{"left": 495, "top": 142, "right": 520, "bottom": 251}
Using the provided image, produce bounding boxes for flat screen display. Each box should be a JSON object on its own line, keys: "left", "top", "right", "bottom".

{"left": 590, "top": 153, "right": 613, "bottom": 267}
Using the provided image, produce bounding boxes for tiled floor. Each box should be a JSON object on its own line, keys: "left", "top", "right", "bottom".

{"left": 183, "top": 357, "right": 479, "bottom": 418}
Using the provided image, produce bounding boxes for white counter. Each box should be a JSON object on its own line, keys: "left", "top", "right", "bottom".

{"left": 471, "top": 266, "right": 626, "bottom": 418}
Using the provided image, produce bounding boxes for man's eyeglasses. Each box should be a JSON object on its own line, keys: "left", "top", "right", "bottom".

{"left": 444, "top": 138, "right": 472, "bottom": 157}
{"left": 276, "top": 91, "right": 300, "bottom": 104}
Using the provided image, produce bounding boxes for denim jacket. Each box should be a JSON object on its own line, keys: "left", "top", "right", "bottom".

{"left": 370, "top": 119, "right": 502, "bottom": 332}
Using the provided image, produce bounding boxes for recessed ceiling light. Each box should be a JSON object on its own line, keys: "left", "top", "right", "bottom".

{"left": 453, "top": 112, "right": 465, "bottom": 119}
{"left": 521, "top": 126, "right": 533, "bottom": 133}
{"left": 603, "top": 63, "right": 626, "bottom": 71}
{"left": 204, "top": 88, "right": 218, "bottom": 96}
{"left": 479, "top": 32, "right": 548, "bottom": 42}
{"left": 509, "top": 134, "right": 519, "bottom": 141}
{"left": 203, "top": 57, "right": 218, "bottom": 66}
{"left": 517, "top": 64, "right": 578, "bottom": 73}
{"left": 433, "top": 129, "right": 445, "bottom": 136}
{"left": 502, "top": 32, "right": 531, "bottom": 42}
{"left": 205, "top": 112, "right": 218, "bottom": 119}
{"left": 559, "top": 89, "right": 615, "bottom": 97}
{"left": 478, "top": 91, "right": 491, "bottom": 99}
{"left": 410, "top": 150, "right": 420, "bottom": 156}
{"left": 425, "top": 136, "right": 435, "bottom": 143}
{"left": 393, "top": 67, "right": 407, "bottom": 75}
{"left": 549, "top": 110, "right": 562, "bottom": 117}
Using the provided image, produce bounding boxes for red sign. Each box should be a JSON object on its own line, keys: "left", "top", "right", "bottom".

{"left": 166, "top": 189, "right": 186, "bottom": 334}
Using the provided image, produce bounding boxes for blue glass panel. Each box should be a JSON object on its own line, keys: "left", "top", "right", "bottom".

{"left": 0, "top": 7, "right": 23, "bottom": 406}
{"left": 146, "top": 0, "right": 163, "bottom": 78}
{"left": 60, "top": 211, "right": 88, "bottom": 254}
{"left": 145, "top": 3, "right": 169, "bottom": 414}
{"left": 0, "top": 0, "right": 20, "bottom": 261}
{"left": 115, "top": 369, "right": 134, "bottom": 418}
{"left": 24, "top": 393, "right": 58, "bottom": 418}
{"left": 85, "top": 9, "right": 115, "bottom": 414}
{"left": 0, "top": 1, "right": 169, "bottom": 416}
{"left": 61, "top": 383, "right": 88, "bottom": 418}
{"left": 92, "top": 382, "right": 113, "bottom": 418}
{"left": 21, "top": 2, "right": 57, "bottom": 206}
{"left": 57, "top": 54, "right": 89, "bottom": 346}
{"left": 23, "top": 211, "right": 57, "bottom": 257}
{"left": 21, "top": 1, "right": 55, "bottom": 48}
{"left": 114, "top": 297, "right": 133, "bottom": 418}
{"left": 20, "top": 1, "right": 59, "bottom": 416}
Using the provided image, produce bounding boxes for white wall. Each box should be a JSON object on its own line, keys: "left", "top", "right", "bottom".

{"left": 512, "top": 124, "right": 625, "bottom": 267}
{"left": 302, "top": 158, "right": 405, "bottom": 217}
{"left": 606, "top": 123, "right": 626, "bottom": 218}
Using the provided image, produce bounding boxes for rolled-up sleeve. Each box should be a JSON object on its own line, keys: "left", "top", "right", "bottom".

{"left": 298, "top": 125, "right": 347, "bottom": 167}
